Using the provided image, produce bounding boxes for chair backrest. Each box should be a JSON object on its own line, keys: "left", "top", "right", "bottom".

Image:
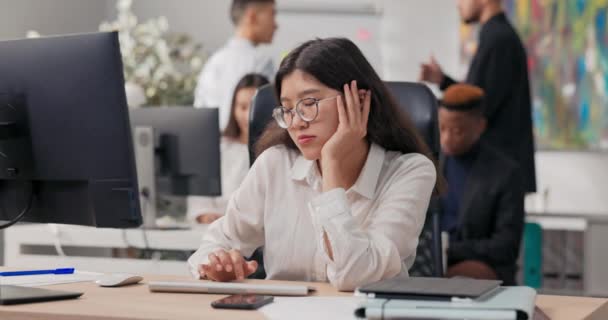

{"left": 246, "top": 84, "right": 277, "bottom": 279}
{"left": 384, "top": 81, "right": 440, "bottom": 161}
{"left": 247, "top": 81, "right": 443, "bottom": 277}
{"left": 385, "top": 81, "right": 442, "bottom": 277}
{"left": 248, "top": 83, "right": 278, "bottom": 166}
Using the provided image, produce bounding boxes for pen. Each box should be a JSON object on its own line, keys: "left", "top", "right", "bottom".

{"left": 0, "top": 268, "right": 75, "bottom": 277}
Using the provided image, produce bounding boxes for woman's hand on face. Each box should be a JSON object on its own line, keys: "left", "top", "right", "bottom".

{"left": 321, "top": 80, "right": 371, "bottom": 162}
{"left": 320, "top": 80, "right": 371, "bottom": 191}
{"left": 198, "top": 249, "right": 258, "bottom": 282}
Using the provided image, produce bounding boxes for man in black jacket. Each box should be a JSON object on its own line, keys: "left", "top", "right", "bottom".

{"left": 439, "top": 84, "right": 524, "bottom": 285}
{"left": 420, "top": 0, "right": 536, "bottom": 193}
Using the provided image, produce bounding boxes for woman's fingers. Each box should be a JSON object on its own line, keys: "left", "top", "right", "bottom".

{"left": 197, "top": 213, "right": 222, "bottom": 224}
{"left": 343, "top": 81, "right": 358, "bottom": 126}
{"left": 244, "top": 260, "right": 258, "bottom": 278}
{"left": 341, "top": 80, "right": 369, "bottom": 137}
{"left": 201, "top": 249, "right": 252, "bottom": 282}
{"left": 198, "top": 264, "right": 207, "bottom": 279}
{"left": 350, "top": 80, "right": 362, "bottom": 125}
{"left": 208, "top": 252, "right": 222, "bottom": 272}
{"left": 202, "top": 264, "right": 226, "bottom": 282}
{"left": 342, "top": 83, "right": 354, "bottom": 124}
{"left": 216, "top": 250, "right": 233, "bottom": 273}
{"left": 336, "top": 95, "right": 347, "bottom": 127}
{"left": 229, "top": 249, "right": 246, "bottom": 280}
{"left": 362, "top": 90, "right": 371, "bottom": 131}
{"left": 202, "top": 264, "right": 218, "bottom": 281}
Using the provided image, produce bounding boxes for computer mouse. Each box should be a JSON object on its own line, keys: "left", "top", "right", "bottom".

{"left": 95, "top": 273, "right": 143, "bottom": 287}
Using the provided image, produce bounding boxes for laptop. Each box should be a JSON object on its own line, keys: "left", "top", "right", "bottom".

{"left": 357, "top": 277, "right": 502, "bottom": 301}
{"left": 0, "top": 285, "right": 83, "bottom": 305}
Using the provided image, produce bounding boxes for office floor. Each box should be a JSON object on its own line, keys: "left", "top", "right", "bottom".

{"left": 517, "top": 229, "right": 585, "bottom": 295}
{"left": 543, "top": 230, "right": 584, "bottom": 292}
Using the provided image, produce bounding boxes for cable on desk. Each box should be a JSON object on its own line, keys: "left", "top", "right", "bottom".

{"left": 48, "top": 224, "right": 66, "bottom": 256}
{"left": 139, "top": 189, "right": 156, "bottom": 260}
{"left": 0, "top": 181, "right": 35, "bottom": 230}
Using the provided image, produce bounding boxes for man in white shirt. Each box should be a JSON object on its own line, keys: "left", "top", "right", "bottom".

{"left": 194, "top": 0, "right": 278, "bottom": 130}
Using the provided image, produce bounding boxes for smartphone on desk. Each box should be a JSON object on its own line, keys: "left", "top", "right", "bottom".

{"left": 211, "top": 294, "right": 274, "bottom": 310}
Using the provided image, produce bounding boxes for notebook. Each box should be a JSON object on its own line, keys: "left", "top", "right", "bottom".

{"left": 357, "top": 277, "right": 502, "bottom": 301}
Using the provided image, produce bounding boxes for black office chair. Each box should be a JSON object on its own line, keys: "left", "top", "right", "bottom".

{"left": 242, "top": 83, "right": 279, "bottom": 279}
{"left": 385, "top": 81, "right": 443, "bottom": 278}
{"left": 248, "top": 82, "right": 444, "bottom": 278}
{"left": 248, "top": 83, "right": 278, "bottom": 166}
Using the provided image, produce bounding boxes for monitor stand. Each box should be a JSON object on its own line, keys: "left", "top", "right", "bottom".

{"left": 132, "top": 126, "right": 158, "bottom": 228}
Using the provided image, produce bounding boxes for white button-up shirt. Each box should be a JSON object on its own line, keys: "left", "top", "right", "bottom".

{"left": 194, "top": 37, "right": 275, "bottom": 130}
{"left": 188, "top": 143, "right": 436, "bottom": 291}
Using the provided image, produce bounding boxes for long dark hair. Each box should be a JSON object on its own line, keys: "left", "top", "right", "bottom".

{"left": 255, "top": 37, "right": 443, "bottom": 192}
{"left": 223, "top": 73, "right": 270, "bottom": 139}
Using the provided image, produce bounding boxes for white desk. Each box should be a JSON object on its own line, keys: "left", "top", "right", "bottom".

{"left": 4, "top": 224, "right": 206, "bottom": 276}
{"left": 525, "top": 210, "right": 608, "bottom": 297}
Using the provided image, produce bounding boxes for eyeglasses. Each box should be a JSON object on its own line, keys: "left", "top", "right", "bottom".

{"left": 272, "top": 96, "right": 339, "bottom": 129}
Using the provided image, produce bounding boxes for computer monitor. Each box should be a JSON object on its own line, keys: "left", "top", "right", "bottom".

{"left": 0, "top": 32, "right": 142, "bottom": 229}
{"left": 129, "top": 107, "right": 221, "bottom": 197}
{"left": 129, "top": 107, "right": 221, "bottom": 227}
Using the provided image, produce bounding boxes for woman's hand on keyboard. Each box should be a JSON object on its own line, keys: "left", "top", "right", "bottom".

{"left": 199, "top": 249, "right": 258, "bottom": 281}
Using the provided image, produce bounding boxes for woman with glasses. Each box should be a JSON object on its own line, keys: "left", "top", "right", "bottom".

{"left": 188, "top": 38, "right": 439, "bottom": 291}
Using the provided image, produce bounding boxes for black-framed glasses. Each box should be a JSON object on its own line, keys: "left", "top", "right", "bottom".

{"left": 272, "top": 96, "right": 339, "bottom": 129}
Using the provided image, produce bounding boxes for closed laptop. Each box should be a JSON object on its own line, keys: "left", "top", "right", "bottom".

{"left": 358, "top": 277, "right": 502, "bottom": 300}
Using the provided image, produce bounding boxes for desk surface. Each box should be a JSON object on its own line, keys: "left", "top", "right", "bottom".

{"left": 1, "top": 274, "right": 607, "bottom": 320}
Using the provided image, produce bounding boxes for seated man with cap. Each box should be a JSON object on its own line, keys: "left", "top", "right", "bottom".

{"left": 439, "top": 83, "right": 525, "bottom": 285}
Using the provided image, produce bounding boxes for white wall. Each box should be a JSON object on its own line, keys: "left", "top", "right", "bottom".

{"left": 128, "top": 0, "right": 383, "bottom": 72}
{"left": 128, "top": 0, "right": 234, "bottom": 55}
{"left": 0, "top": 0, "right": 460, "bottom": 80}
{"left": 270, "top": 11, "right": 382, "bottom": 72}
{"left": 0, "top": 0, "right": 111, "bottom": 40}
{"left": 381, "top": 0, "right": 462, "bottom": 82}
{"left": 527, "top": 151, "right": 608, "bottom": 216}
{"left": 126, "top": 0, "right": 462, "bottom": 81}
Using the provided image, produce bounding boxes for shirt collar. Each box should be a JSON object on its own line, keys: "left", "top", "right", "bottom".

{"left": 291, "top": 154, "right": 312, "bottom": 180}
{"left": 290, "top": 143, "right": 386, "bottom": 199}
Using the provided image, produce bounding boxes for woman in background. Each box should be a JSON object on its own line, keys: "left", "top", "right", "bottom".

{"left": 187, "top": 73, "right": 270, "bottom": 224}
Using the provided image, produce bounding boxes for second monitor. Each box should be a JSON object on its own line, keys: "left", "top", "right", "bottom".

{"left": 129, "top": 107, "right": 221, "bottom": 227}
